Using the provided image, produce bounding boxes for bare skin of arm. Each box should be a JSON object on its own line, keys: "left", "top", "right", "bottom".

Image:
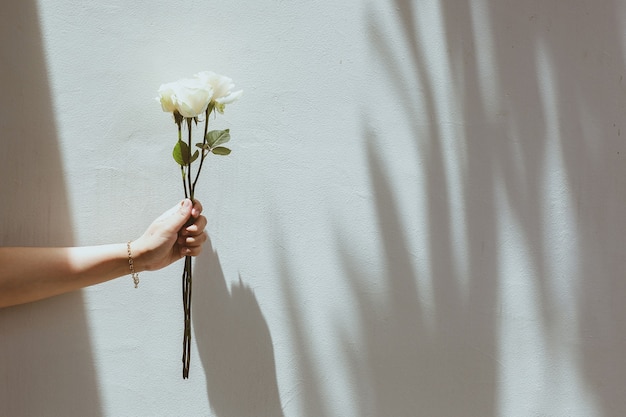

{"left": 0, "top": 199, "right": 207, "bottom": 308}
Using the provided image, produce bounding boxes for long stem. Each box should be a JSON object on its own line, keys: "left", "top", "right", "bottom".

{"left": 186, "top": 118, "right": 194, "bottom": 199}
{"left": 177, "top": 122, "right": 189, "bottom": 198}
{"left": 182, "top": 117, "right": 195, "bottom": 379}
{"left": 182, "top": 256, "right": 192, "bottom": 378}
{"left": 191, "top": 104, "right": 213, "bottom": 193}
{"left": 181, "top": 167, "right": 188, "bottom": 199}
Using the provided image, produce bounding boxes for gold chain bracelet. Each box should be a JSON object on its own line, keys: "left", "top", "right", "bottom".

{"left": 127, "top": 241, "right": 140, "bottom": 288}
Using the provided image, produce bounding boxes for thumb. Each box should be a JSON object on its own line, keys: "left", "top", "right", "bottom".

{"left": 164, "top": 199, "right": 193, "bottom": 232}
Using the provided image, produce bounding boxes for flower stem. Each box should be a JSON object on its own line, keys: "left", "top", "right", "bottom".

{"left": 191, "top": 103, "right": 213, "bottom": 193}
{"left": 182, "top": 117, "right": 195, "bottom": 379}
{"left": 182, "top": 255, "right": 192, "bottom": 378}
{"left": 177, "top": 122, "right": 189, "bottom": 198}
{"left": 186, "top": 118, "right": 194, "bottom": 199}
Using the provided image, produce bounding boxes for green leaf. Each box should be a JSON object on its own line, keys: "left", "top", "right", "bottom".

{"left": 212, "top": 146, "right": 231, "bottom": 155}
{"left": 173, "top": 140, "right": 197, "bottom": 165}
{"left": 173, "top": 140, "right": 190, "bottom": 166}
{"left": 190, "top": 149, "right": 200, "bottom": 163}
{"left": 205, "top": 129, "right": 231, "bottom": 148}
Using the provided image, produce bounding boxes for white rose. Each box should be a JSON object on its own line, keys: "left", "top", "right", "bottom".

{"left": 157, "top": 82, "right": 178, "bottom": 113}
{"left": 172, "top": 77, "right": 214, "bottom": 118}
{"left": 195, "top": 71, "right": 243, "bottom": 113}
{"left": 157, "top": 77, "right": 213, "bottom": 118}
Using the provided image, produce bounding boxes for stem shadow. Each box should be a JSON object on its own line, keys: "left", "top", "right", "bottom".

{"left": 193, "top": 239, "right": 284, "bottom": 417}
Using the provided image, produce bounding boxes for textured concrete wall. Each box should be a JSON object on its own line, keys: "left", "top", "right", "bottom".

{"left": 1, "top": 0, "right": 625, "bottom": 416}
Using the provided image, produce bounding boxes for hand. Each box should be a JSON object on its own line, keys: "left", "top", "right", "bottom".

{"left": 132, "top": 199, "right": 207, "bottom": 272}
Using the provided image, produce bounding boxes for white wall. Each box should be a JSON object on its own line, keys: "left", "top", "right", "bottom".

{"left": 1, "top": 0, "right": 625, "bottom": 416}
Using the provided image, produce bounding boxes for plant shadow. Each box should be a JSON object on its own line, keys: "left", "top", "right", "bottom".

{"left": 277, "top": 0, "right": 626, "bottom": 414}
{"left": 193, "top": 238, "right": 284, "bottom": 417}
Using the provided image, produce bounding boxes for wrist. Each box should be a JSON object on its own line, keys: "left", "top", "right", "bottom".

{"left": 126, "top": 241, "right": 140, "bottom": 288}
{"left": 127, "top": 239, "right": 149, "bottom": 273}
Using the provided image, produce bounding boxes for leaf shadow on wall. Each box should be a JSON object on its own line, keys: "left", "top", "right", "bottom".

{"left": 274, "top": 1, "right": 501, "bottom": 413}
{"left": 340, "top": 2, "right": 501, "bottom": 415}
{"left": 0, "top": 2, "right": 103, "bottom": 417}
{"left": 193, "top": 239, "right": 284, "bottom": 417}
{"left": 278, "top": 0, "right": 626, "bottom": 415}
{"left": 338, "top": 0, "right": 626, "bottom": 415}
{"left": 277, "top": 129, "right": 499, "bottom": 417}
{"left": 436, "top": 0, "right": 626, "bottom": 414}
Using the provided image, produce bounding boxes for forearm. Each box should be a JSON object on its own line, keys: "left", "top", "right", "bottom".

{"left": 0, "top": 244, "right": 134, "bottom": 308}
{"left": 0, "top": 199, "right": 206, "bottom": 309}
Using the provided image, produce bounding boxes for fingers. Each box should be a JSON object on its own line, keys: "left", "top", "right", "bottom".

{"left": 178, "top": 216, "right": 206, "bottom": 239}
{"left": 178, "top": 230, "right": 207, "bottom": 256}
{"left": 191, "top": 200, "right": 203, "bottom": 218}
{"left": 178, "top": 205, "right": 207, "bottom": 256}
{"left": 182, "top": 214, "right": 207, "bottom": 235}
{"left": 178, "top": 232, "right": 207, "bottom": 248}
